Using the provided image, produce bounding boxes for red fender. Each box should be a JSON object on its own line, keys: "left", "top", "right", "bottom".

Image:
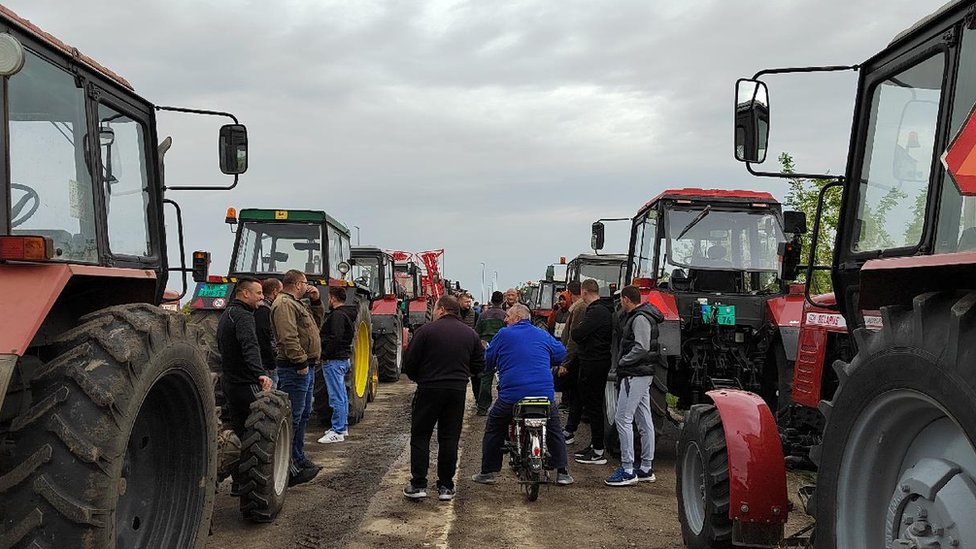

{"left": 370, "top": 296, "right": 399, "bottom": 316}
{"left": 765, "top": 284, "right": 805, "bottom": 327}
{"left": 708, "top": 389, "right": 788, "bottom": 542}
{"left": 640, "top": 288, "right": 679, "bottom": 321}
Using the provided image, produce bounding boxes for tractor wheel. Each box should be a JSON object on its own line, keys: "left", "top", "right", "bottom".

{"left": 347, "top": 300, "right": 372, "bottom": 425}
{"left": 812, "top": 292, "right": 976, "bottom": 548}
{"left": 376, "top": 324, "right": 402, "bottom": 382}
{"left": 676, "top": 404, "right": 733, "bottom": 549}
{"left": 367, "top": 354, "right": 379, "bottom": 403}
{"left": 188, "top": 308, "right": 225, "bottom": 406}
{"left": 0, "top": 304, "right": 217, "bottom": 548}
{"left": 239, "top": 390, "right": 293, "bottom": 523}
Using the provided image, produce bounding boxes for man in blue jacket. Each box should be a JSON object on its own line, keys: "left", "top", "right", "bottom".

{"left": 471, "top": 304, "right": 574, "bottom": 486}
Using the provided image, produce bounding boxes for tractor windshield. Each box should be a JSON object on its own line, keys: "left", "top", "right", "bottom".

{"left": 664, "top": 206, "right": 785, "bottom": 274}
{"left": 538, "top": 281, "right": 557, "bottom": 309}
{"left": 575, "top": 261, "right": 626, "bottom": 294}
{"left": 233, "top": 222, "right": 324, "bottom": 275}
{"left": 394, "top": 267, "right": 417, "bottom": 299}
{"left": 352, "top": 255, "right": 383, "bottom": 296}
{"left": 7, "top": 49, "right": 98, "bottom": 262}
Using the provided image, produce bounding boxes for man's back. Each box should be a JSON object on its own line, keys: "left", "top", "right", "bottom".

{"left": 403, "top": 315, "right": 484, "bottom": 390}
{"left": 487, "top": 321, "right": 566, "bottom": 403}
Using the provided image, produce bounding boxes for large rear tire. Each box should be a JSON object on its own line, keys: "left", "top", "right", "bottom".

{"left": 676, "top": 404, "right": 733, "bottom": 549}
{"left": 375, "top": 323, "right": 402, "bottom": 382}
{"left": 812, "top": 292, "right": 976, "bottom": 548}
{"left": 367, "top": 354, "right": 379, "bottom": 403}
{"left": 0, "top": 304, "right": 217, "bottom": 548}
{"left": 239, "top": 391, "right": 293, "bottom": 523}
{"left": 188, "top": 308, "right": 225, "bottom": 407}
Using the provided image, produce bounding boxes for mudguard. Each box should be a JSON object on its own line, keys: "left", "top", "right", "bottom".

{"left": 370, "top": 297, "right": 399, "bottom": 317}
{"left": 791, "top": 300, "right": 847, "bottom": 408}
{"left": 708, "top": 389, "right": 788, "bottom": 544}
{"left": 640, "top": 288, "right": 679, "bottom": 321}
{"left": 371, "top": 310, "right": 398, "bottom": 334}
{"left": 766, "top": 292, "right": 804, "bottom": 360}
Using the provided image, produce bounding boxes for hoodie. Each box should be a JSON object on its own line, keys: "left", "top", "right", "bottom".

{"left": 616, "top": 302, "right": 666, "bottom": 378}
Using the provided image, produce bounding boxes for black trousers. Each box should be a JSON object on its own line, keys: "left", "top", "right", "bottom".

{"left": 410, "top": 387, "right": 466, "bottom": 489}
{"left": 222, "top": 380, "right": 260, "bottom": 439}
{"left": 579, "top": 360, "right": 610, "bottom": 450}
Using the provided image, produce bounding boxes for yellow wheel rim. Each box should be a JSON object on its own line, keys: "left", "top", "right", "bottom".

{"left": 354, "top": 321, "right": 370, "bottom": 398}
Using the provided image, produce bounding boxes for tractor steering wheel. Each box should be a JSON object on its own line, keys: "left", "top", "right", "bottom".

{"left": 10, "top": 183, "right": 40, "bottom": 228}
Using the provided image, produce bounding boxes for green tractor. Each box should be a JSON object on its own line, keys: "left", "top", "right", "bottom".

{"left": 188, "top": 208, "right": 379, "bottom": 425}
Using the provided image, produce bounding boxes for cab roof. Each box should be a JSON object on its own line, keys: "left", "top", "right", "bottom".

{"left": 0, "top": 5, "right": 133, "bottom": 90}
{"left": 238, "top": 208, "right": 351, "bottom": 236}
{"left": 571, "top": 253, "right": 628, "bottom": 264}
{"left": 638, "top": 187, "right": 779, "bottom": 215}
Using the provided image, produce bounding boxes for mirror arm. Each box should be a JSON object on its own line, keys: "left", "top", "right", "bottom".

{"left": 747, "top": 162, "right": 845, "bottom": 182}
{"left": 752, "top": 64, "right": 859, "bottom": 80}
{"left": 155, "top": 105, "right": 241, "bottom": 192}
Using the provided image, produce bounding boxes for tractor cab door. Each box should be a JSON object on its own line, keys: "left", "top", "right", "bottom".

{"left": 834, "top": 18, "right": 972, "bottom": 320}
{"left": 627, "top": 205, "right": 660, "bottom": 286}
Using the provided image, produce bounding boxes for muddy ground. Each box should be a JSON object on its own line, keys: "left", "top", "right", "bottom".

{"left": 209, "top": 380, "right": 812, "bottom": 549}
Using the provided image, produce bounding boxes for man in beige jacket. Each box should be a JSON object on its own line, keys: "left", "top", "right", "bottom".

{"left": 271, "top": 269, "right": 326, "bottom": 484}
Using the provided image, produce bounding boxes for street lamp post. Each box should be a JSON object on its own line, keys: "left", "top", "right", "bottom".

{"left": 353, "top": 225, "right": 360, "bottom": 245}
{"left": 480, "top": 262, "right": 486, "bottom": 303}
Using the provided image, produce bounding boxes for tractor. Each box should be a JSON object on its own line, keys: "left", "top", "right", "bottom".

{"left": 188, "top": 208, "right": 378, "bottom": 425}
{"left": 591, "top": 188, "right": 807, "bottom": 455}
{"left": 391, "top": 249, "right": 446, "bottom": 333}
{"left": 566, "top": 252, "right": 628, "bottom": 297}
{"left": 350, "top": 246, "right": 409, "bottom": 382}
{"left": 0, "top": 6, "right": 294, "bottom": 546}
{"left": 677, "top": 1, "right": 976, "bottom": 546}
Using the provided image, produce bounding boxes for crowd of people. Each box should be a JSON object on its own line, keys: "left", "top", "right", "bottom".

{"left": 215, "top": 272, "right": 666, "bottom": 504}
{"left": 217, "top": 270, "right": 358, "bottom": 489}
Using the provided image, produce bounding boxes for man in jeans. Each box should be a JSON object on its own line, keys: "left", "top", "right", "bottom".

{"left": 605, "top": 285, "right": 664, "bottom": 486}
{"left": 271, "top": 269, "right": 325, "bottom": 485}
{"left": 402, "top": 296, "right": 484, "bottom": 501}
{"left": 318, "top": 286, "right": 355, "bottom": 444}
{"left": 572, "top": 278, "right": 614, "bottom": 465}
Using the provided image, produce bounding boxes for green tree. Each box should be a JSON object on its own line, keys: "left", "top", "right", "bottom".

{"left": 781, "top": 152, "right": 840, "bottom": 294}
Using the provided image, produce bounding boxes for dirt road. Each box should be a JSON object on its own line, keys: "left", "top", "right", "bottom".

{"left": 210, "top": 380, "right": 810, "bottom": 548}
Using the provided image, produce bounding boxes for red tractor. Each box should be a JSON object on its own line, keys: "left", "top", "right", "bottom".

{"left": 188, "top": 208, "right": 379, "bottom": 425}
{"left": 677, "top": 2, "right": 976, "bottom": 546}
{"left": 0, "top": 6, "right": 293, "bottom": 544}
{"left": 351, "top": 246, "right": 409, "bottom": 382}
{"left": 592, "top": 188, "right": 807, "bottom": 452}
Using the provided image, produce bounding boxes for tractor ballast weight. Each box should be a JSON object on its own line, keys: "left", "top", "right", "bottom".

{"left": 0, "top": 4, "right": 273, "bottom": 544}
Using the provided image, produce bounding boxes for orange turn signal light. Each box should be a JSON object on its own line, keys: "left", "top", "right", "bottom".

{"left": 559, "top": 256, "right": 566, "bottom": 264}
{"left": 0, "top": 235, "right": 54, "bottom": 261}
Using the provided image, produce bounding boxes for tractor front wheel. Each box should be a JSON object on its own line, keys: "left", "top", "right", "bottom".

{"left": 676, "top": 404, "right": 733, "bottom": 549}
{"left": 0, "top": 304, "right": 217, "bottom": 548}
{"left": 238, "top": 391, "right": 293, "bottom": 523}
{"left": 375, "top": 324, "right": 402, "bottom": 382}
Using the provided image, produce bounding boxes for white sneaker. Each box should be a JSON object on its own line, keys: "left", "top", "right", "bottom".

{"left": 317, "top": 431, "right": 345, "bottom": 444}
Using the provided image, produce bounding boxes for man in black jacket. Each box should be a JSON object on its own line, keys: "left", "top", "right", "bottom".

{"left": 605, "top": 285, "right": 664, "bottom": 486}
{"left": 255, "top": 278, "right": 282, "bottom": 388}
{"left": 571, "top": 278, "right": 614, "bottom": 465}
{"left": 217, "top": 278, "right": 273, "bottom": 440}
{"left": 402, "top": 295, "right": 485, "bottom": 501}
{"left": 317, "top": 286, "right": 356, "bottom": 444}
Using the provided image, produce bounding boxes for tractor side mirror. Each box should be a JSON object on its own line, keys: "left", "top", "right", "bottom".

{"left": 783, "top": 211, "right": 807, "bottom": 235}
{"left": 219, "top": 124, "right": 248, "bottom": 175}
{"left": 778, "top": 239, "right": 802, "bottom": 281}
{"left": 591, "top": 221, "right": 606, "bottom": 251}
{"left": 99, "top": 126, "right": 115, "bottom": 147}
{"left": 734, "top": 79, "right": 770, "bottom": 163}
{"left": 192, "top": 250, "right": 211, "bottom": 283}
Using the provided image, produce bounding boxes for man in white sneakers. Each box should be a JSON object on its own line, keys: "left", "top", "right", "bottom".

{"left": 604, "top": 285, "right": 663, "bottom": 486}
{"left": 318, "top": 286, "right": 355, "bottom": 444}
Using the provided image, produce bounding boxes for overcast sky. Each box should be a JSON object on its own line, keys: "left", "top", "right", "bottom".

{"left": 7, "top": 0, "right": 950, "bottom": 299}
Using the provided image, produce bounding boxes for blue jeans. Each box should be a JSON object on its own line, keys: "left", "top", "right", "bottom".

{"left": 322, "top": 359, "right": 351, "bottom": 433}
{"left": 277, "top": 366, "right": 314, "bottom": 466}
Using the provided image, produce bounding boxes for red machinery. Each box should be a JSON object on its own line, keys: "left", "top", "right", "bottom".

{"left": 391, "top": 249, "right": 446, "bottom": 332}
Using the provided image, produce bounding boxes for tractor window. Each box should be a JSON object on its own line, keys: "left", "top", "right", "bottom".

{"left": 664, "top": 206, "right": 785, "bottom": 274}
{"left": 539, "top": 282, "right": 556, "bottom": 309}
{"left": 8, "top": 49, "right": 97, "bottom": 262}
{"left": 233, "top": 222, "right": 323, "bottom": 275}
{"left": 936, "top": 28, "right": 976, "bottom": 253}
{"left": 577, "top": 262, "right": 626, "bottom": 295}
{"left": 633, "top": 211, "right": 658, "bottom": 279}
{"left": 326, "top": 225, "right": 350, "bottom": 275}
{"left": 99, "top": 103, "right": 151, "bottom": 258}
{"left": 394, "top": 267, "right": 416, "bottom": 299}
{"left": 352, "top": 255, "right": 382, "bottom": 296}
{"left": 853, "top": 53, "right": 944, "bottom": 253}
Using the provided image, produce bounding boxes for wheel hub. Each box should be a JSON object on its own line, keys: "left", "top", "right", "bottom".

{"left": 887, "top": 458, "right": 976, "bottom": 548}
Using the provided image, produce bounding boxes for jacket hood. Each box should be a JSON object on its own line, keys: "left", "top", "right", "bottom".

{"left": 633, "top": 302, "right": 664, "bottom": 323}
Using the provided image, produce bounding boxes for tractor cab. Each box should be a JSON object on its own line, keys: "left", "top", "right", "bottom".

{"left": 567, "top": 253, "right": 628, "bottom": 297}
{"left": 350, "top": 246, "right": 397, "bottom": 300}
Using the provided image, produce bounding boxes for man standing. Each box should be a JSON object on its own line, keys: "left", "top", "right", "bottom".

{"left": 458, "top": 292, "right": 479, "bottom": 330}
{"left": 217, "top": 278, "right": 273, "bottom": 441}
{"left": 572, "top": 279, "right": 614, "bottom": 465}
{"left": 318, "top": 286, "right": 355, "bottom": 444}
{"left": 271, "top": 269, "right": 325, "bottom": 485}
{"left": 402, "top": 296, "right": 484, "bottom": 501}
{"left": 474, "top": 291, "right": 507, "bottom": 415}
{"left": 558, "top": 281, "right": 585, "bottom": 433}
{"left": 605, "top": 285, "right": 663, "bottom": 486}
{"left": 503, "top": 288, "right": 519, "bottom": 310}
{"left": 471, "top": 304, "right": 574, "bottom": 486}
{"left": 255, "top": 278, "right": 282, "bottom": 389}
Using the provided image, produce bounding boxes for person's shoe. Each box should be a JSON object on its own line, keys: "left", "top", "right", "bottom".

{"left": 575, "top": 448, "right": 608, "bottom": 465}
{"left": 573, "top": 445, "right": 593, "bottom": 458}
{"left": 562, "top": 430, "right": 576, "bottom": 445}
{"left": 605, "top": 466, "right": 638, "bottom": 486}
{"left": 403, "top": 484, "right": 427, "bottom": 499}
{"left": 637, "top": 468, "right": 657, "bottom": 483}
{"left": 556, "top": 472, "right": 575, "bottom": 485}
{"left": 437, "top": 486, "right": 456, "bottom": 501}
{"left": 471, "top": 472, "right": 497, "bottom": 484}
{"left": 288, "top": 464, "right": 320, "bottom": 487}
{"left": 298, "top": 458, "right": 320, "bottom": 470}
{"left": 317, "top": 431, "right": 345, "bottom": 444}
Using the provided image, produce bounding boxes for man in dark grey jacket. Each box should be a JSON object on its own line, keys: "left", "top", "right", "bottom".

{"left": 604, "top": 285, "right": 664, "bottom": 486}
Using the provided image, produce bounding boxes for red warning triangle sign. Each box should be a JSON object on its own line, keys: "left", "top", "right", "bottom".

{"left": 943, "top": 102, "right": 976, "bottom": 195}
